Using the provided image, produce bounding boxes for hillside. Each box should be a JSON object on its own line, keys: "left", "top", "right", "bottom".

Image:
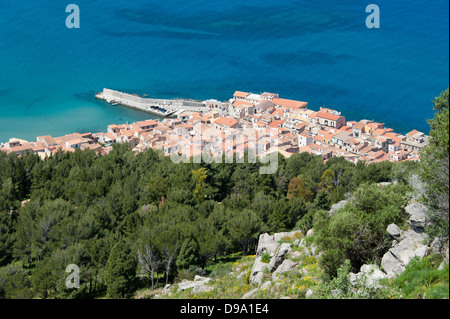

{"left": 0, "top": 89, "right": 448, "bottom": 300}
{"left": 141, "top": 193, "right": 449, "bottom": 300}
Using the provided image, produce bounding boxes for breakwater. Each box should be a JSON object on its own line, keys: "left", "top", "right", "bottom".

{"left": 95, "top": 88, "right": 211, "bottom": 117}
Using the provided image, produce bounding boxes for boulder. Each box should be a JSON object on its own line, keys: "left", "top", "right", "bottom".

{"left": 405, "top": 202, "right": 428, "bottom": 231}
{"left": 272, "top": 259, "right": 298, "bottom": 281}
{"left": 178, "top": 275, "right": 211, "bottom": 291}
{"left": 256, "top": 233, "right": 280, "bottom": 257}
{"left": 241, "top": 288, "right": 258, "bottom": 299}
{"left": 306, "top": 229, "right": 314, "bottom": 237}
{"left": 249, "top": 256, "right": 267, "bottom": 286}
{"left": 256, "top": 231, "right": 301, "bottom": 257}
{"left": 357, "top": 264, "right": 387, "bottom": 289}
{"left": 305, "top": 289, "right": 314, "bottom": 298}
{"left": 162, "top": 284, "right": 171, "bottom": 295}
{"left": 329, "top": 200, "right": 348, "bottom": 216}
{"left": 386, "top": 223, "right": 402, "bottom": 240}
{"left": 268, "top": 243, "right": 292, "bottom": 272}
{"left": 381, "top": 229, "right": 429, "bottom": 278}
{"left": 192, "top": 284, "right": 213, "bottom": 294}
{"left": 250, "top": 272, "right": 264, "bottom": 286}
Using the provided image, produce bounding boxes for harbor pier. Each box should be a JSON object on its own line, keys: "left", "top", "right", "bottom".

{"left": 95, "top": 88, "right": 213, "bottom": 117}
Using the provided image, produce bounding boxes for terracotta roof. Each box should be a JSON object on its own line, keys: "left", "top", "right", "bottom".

{"left": 373, "top": 128, "right": 387, "bottom": 136}
{"left": 104, "top": 133, "right": 116, "bottom": 140}
{"left": 352, "top": 123, "right": 365, "bottom": 129}
{"left": 66, "top": 138, "right": 84, "bottom": 146}
{"left": 214, "top": 117, "right": 239, "bottom": 128}
{"left": 272, "top": 98, "right": 308, "bottom": 109}
{"left": 315, "top": 111, "right": 342, "bottom": 121}
{"left": 234, "top": 91, "right": 249, "bottom": 98}
{"left": 136, "top": 119, "right": 159, "bottom": 128}
{"left": 268, "top": 119, "right": 285, "bottom": 128}
{"left": 406, "top": 129, "right": 422, "bottom": 137}
{"left": 233, "top": 100, "right": 254, "bottom": 108}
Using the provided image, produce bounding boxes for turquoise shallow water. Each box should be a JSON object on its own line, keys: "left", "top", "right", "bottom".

{"left": 0, "top": 0, "right": 448, "bottom": 142}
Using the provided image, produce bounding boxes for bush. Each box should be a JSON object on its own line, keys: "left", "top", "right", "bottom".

{"left": 244, "top": 269, "right": 251, "bottom": 285}
{"left": 261, "top": 253, "right": 271, "bottom": 263}
{"left": 208, "top": 262, "right": 232, "bottom": 278}
{"left": 314, "top": 183, "right": 410, "bottom": 277}
{"left": 176, "top": 265, "right": 204, "bottom": 282}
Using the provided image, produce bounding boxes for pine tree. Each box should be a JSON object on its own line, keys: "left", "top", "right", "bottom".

{"left": 105, "top": 239, "right": 137, "bottom": 298}
{"left": 176, "top": 238, "right": 199, "bottom": 270}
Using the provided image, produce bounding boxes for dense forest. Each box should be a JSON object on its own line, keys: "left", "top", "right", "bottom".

{"left": 0, "top": 89, "right": 448, "bottom": 299}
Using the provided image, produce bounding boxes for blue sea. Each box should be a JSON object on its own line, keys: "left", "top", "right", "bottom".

{"left": 0, "top": 0, "right": 448, "bottom": 142}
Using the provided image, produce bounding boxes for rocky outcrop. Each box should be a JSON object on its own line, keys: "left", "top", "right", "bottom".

{"left": 272, "top": 259, "right": 298, "bottom": 281}
{"left": 386, "top": 223, "right": 402, "bottom": 239}
{"left": 250, "top": 231, "right": 301, "bottom": 286}
{"left": 255, "top": 231, "right": 299, "bottom": 256}
{"left": 241, "top": 288, "right": 258, "bottom": 299}
{"left": 329, "top": 200, "right": 348, "bottom": 216}
{"left": 268, "top": 243, "right": 292, "bottom": 272}
{"left": 351, "top": 200, "right": 433, "bottom": 285}
{"left": 349, "top": 264, "right": 387, "bottom": 289}
{"left": 405, "top": 202, "right": 428, "bottom": 232}
{"left": 178, "top": 275, "right": 212, "bottom": 292}
{"left": 381, "top": 229, "right": 429, "bottom": 278}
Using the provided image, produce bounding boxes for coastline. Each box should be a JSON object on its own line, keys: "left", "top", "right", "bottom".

{"left": 0, "top": 88, "right": 429, "bottom": 165}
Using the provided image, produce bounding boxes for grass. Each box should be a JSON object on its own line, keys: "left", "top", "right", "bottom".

{"left": 385, "top": 256, "right": 449, "bottom": 299}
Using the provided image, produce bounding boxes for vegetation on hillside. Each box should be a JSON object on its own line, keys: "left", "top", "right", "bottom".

{"left": 0, "top": 89, "right": 448, "bottom": 299}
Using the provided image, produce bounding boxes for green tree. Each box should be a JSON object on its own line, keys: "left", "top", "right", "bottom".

{"left": 287, "top": 175, "right": 313, "bottom": 201}
{"left": 105, "top": 239, "right": 137, "bottom": 298}
{"left": 227, "top": 209, "right": 263, "bottom": 255}
{"left": 320, "top": 169, "right": 335, "bottom": 191}
{"left": 192, "top": 167, "right": 208, "bottom": 204}
{"left": 0, "top": 263, "right": 33, "bottom": 299}
{"left": 420, "top": 88, "right": 449, "bottom": 238}
{"left": 315, "top": 183, "right": 410, "bottom": 276}
{"left": 176, "top": 238, "right": 200, "bottom": 270}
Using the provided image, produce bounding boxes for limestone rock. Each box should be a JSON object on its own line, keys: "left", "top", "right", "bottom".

{"left": 329, "top": 200, "right": 348, "bottom": 216}
{"left": 249, "top": 256, "right": 267, "bottom": 286}
{"left": 387, "top": 223, "right": 402, "bottom": 240}
{"left": 250, "top": 272, "right": 264, "bottom": 286}
{"left": 357, "top": 264, "right": 387, "bottom": 288}
{"left": 178, "top": 275, "right": 211, "bottom": 291}
{"left": 241, "top": 288, "right": 258, "bottom": 299}
{"left": 272, "top": 259, "right": 298, "bottom": 281}
{"left": 256, "top": 233, "right": 280, "bottom": 257}
{"left": 405, "top": 202, "right": 428, "bottom": 231}
{"left": 268, "top": 243, "right": 292, "bottom": 272}
{"left": 192, "top": 284, "right": 213, "bottom": 294}
{"left": 381, "top": 229, "right": 429, "bottom": 278}
{"left": 256, "top": 231, "right": 301, "bottom": 256}
{"left": 162, "top": 284, "right": 171, "bottom": 295}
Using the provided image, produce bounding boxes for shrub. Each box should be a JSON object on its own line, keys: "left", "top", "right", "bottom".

{"left": 208, "top": 263, "right": 232, "bottom": 278}
{"left": 314, "top": 183, "right": 410, "bottom": 277}
{"left": 176, "top": 265, "right": 203, "bottom": 282}
{"left": 244, "top": 269, "right": 251, "bottom": 285}
{"left": 261, "top": 253, "right": 271, "bottom": 263}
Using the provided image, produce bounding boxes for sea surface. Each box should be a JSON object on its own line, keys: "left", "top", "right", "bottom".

{"left": 0, "top": 0, "right": 448, "bottom": 142}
